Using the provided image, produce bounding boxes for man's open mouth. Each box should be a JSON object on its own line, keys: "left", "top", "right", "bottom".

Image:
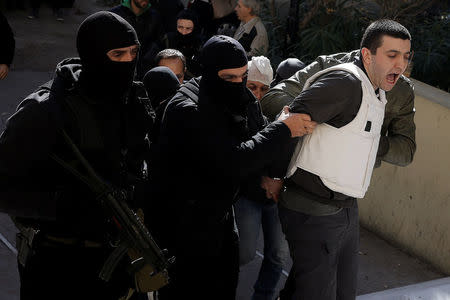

{"left": 386, "top": 73, "right": 399, "bottom": 84}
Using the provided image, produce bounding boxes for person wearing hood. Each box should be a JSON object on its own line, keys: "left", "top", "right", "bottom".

{"left": 111, "top": 0, "right": 165, "bottom": 79}
{"left": 148, "top": 35, "right": 316, "bottom": 300}
{"left": 143, "top": 65, "right": 180, "bottom": 143}
{"left": 0, "top": 11, "right": 154, "bottom": 299}
{"left": 269, "top": 58, "right": 306, "bottom": 88}
{"left": 164, "top": 9, "right": 204, "bottom": 79}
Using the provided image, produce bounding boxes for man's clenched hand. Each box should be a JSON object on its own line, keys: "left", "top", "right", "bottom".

{"left": 279, "top": 106, "right": 316, "bottom": 137}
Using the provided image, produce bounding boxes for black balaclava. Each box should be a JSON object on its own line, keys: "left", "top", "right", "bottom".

{"left": 76, "top": 11, "right": 140, "bottom": 102}
{"left": 271, "top": 58, "right": 306, "bottom": 87}
{"left": 199, "top": 35, "right": 249, "bottom": 115}
{"left": 143, "top": 66, "right": 180, "bottom": 109}
{"left": 175, "top": 9, "right": 199, "bottom": 46}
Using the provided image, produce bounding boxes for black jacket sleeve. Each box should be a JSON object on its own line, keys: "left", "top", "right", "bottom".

{"left": 0, "top": 100, "right": 59, "bottom": 219}
{"left": 0, "top": 12, "right": 15, "bottom": 66}
{"left": 155, "top": 95, "right": 292, "bottom": 212}
{"left": 289, "top": 70, "right": 362, "bottom": 128}
{"left": 164, "top": 99, "right": 292, "bottom": 179}
{"left": 232, "top": 121, "right": 292, "bottom": 180}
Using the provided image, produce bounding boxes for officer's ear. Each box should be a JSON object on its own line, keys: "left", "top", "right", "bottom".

{"left": 361, "top": 47, "right": 372, "bottom": 65}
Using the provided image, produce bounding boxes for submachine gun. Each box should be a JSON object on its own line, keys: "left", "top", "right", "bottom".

{"left": 51, "top": 129, "right": 173, "bottom": 292}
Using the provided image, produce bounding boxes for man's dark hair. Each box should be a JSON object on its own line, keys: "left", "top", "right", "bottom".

{"left": 155, "top": 48, "right": 186, "bottom": 70}
{"left": 360, "top": 19, "right": 411, "bottom": 54}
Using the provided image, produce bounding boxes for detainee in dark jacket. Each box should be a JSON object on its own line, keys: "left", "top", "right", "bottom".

{"left": 265, "top": 20, "right": 413, "bottom": 300}
{"left": 0, "top": 11, "right": 15, "bottom": 80}
{"left": 0, "top": 12, "right": 154, "bottom": 299}
{"left": 149, "top": 35, "right": 315, "bottom": 300}
{"left": 261, "top": 49, "right": 416, "bottom": 168}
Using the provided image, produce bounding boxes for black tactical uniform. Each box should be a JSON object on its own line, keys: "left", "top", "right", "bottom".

{"left": 0, "top": 12, "right": 153, "bottom": 299}
{"left": 149, "top": 36, "right": 292, "bottom": 300}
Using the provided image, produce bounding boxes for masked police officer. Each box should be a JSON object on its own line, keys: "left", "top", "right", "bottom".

{"left": 0, "top": 11, "right": 154, "bottom": 299}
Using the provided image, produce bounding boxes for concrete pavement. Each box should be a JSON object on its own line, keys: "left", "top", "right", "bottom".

{"left": 235, "top": 225, "right": 444, "bottom": 299}
{"left": 357, "top": 277, "right": 450, "bottom": 300}
{"left": 0, "top": 210, "right": 445, "bottom": 300}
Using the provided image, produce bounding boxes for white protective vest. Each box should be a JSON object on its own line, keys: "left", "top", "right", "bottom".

{"left": 286, "top": 63, "right": 386, "bottom": 198}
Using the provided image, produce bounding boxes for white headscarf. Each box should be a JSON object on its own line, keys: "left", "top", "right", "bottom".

{"left": 248, "top": 56, "right": 273, "bottom": 86}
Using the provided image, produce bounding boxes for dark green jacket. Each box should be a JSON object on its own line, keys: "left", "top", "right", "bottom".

{"left": 261, "top": 50, "right": 416, "bottom": 167}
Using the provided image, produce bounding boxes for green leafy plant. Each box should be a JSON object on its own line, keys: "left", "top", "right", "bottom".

{"left": 262, "top": 0, "right": 449, "bottom": 91}
{"left": 259, "top": 0, "right": 291, "bottom": 68}
{"left": 262, "top": 0, "right": 368, "bottom": 66}
{"left": 409, "top": 15, "right": 450, "bottom": 92}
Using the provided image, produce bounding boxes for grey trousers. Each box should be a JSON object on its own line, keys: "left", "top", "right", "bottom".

{"left": 278, "top": 204, "right": 359, "bottom": 300}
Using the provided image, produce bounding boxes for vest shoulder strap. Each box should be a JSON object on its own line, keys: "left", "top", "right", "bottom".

{"left": 304, "top": 63, "right": 362, "bottom": 91}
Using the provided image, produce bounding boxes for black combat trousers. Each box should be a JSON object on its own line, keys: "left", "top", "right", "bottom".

{"left": 156, "top": 216, "right": 240, "bottom": 300}
{"left": 278, "top": 204, "right": 359, "bottom": 300}
{"left": 156, "top": 250, "right": 239, "bottom": 300}
{"left": 18, "top": 243, "right": 133, "bottom": 300}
